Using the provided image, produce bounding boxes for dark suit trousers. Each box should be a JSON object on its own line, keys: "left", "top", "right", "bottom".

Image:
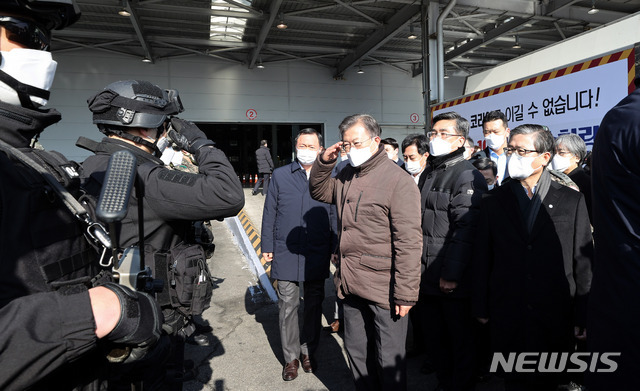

{"left": 276, "top": 280, "right": 325, "bottom": 363}
{"left": 421, "top": 294, "right": 476, "bottom": 391}
{"left": 343, "top": 295, "right": 409, "bottom": 391}
{"left": 252, "top": 173, "right": 271, "bottom": 195}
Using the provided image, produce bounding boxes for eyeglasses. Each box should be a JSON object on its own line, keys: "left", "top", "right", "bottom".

{"left": 555, "top": 149, "right": 572, "bottom": 157}
{"left": 427, "top": 131, "right": 461, "bottom": 139}
{"left": 341, "top": 137, "right": 371, "bottom": 152}
{"left": 0, "top": 16, "right": 51, "bottom": 51}
{"left": 504, "top": 146, "right": 539, "bottom": 157}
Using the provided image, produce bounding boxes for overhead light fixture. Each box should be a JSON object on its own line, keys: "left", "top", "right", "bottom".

{"left": 512, "top": 35, "right": 521, "bottom": 49}
{"left": 356, "top": 66, "right": 364, "bottom": 74}
{"left": 257, "top": 59, "right": 264, "bottom": 69}
{"left": 118, "top": 0, "right": 130, "bottom": 16}
{"left": 408, "top": 24, "right": 418, "bottom": 40}
{"left": 587, "top": 0, "right": 599, "bottom": 14}
{"left": 142, "top": 57, "right": 152, "bottom": 63}
{"left": 276, "top": 13, "right": 287, "bottom": 29}
{"left": 444, "top": 71, "right": 450, "bottom": 79}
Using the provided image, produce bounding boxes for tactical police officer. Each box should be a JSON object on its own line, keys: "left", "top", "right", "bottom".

{"left": 0, "top": 1, "right": 164, "bottom": 390}
{"left": 78, "top": 79, "right": 245, "bottom": 389}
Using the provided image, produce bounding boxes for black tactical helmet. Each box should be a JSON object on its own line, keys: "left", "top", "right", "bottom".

{"left": 1, "top": 0, "right": 81, "bottom": 31}
{"left": 88, "top": 80, "right": 184, "bottom": 132}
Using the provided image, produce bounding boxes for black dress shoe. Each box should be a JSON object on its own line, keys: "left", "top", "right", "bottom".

{"left": 301, "top": 354, "right": 314, "bottom": 373}
{"left": 282, "top": 359, "right": 299, "bottom": 381}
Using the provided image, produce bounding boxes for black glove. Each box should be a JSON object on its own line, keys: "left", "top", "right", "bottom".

{"left": 102, "top": 282, "right": 163, "bottom": 347}
{"left": 168, "top": 117, "right": 214, "bottom": 154}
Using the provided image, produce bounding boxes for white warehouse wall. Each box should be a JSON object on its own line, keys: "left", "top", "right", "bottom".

{"left": 39, "top": 49, "right": 443, "bottom": 162}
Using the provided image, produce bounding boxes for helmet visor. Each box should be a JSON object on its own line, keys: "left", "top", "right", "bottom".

{"left": 0, "top": 16, "right": 50, "bottom": 51}
{"left": 165, "top": 89, "right": 184, "bottom": 115}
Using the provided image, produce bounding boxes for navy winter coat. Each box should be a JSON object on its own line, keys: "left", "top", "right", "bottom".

{"left": 261, "top": 161, "right": 337, "bottom": 282}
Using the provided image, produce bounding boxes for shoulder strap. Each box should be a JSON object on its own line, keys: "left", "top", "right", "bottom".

{"left": 75, "top": 136, "right": 100, "bottom": 153}
{"left": 31, "top": 148, "right": 81, "bottom": 190}
{"left": 0, "top": 139, "right": 111, "bottom": 251}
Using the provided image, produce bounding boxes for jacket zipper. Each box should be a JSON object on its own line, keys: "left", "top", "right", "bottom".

{"left": 0, "top": 107, "right": 32, "bottom": 124}
{"left": 354, "top": 191, "right": 363, "bottom": 222}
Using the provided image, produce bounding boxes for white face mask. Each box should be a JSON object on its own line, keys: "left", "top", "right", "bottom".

{"left": 348, "top": 143, "right": 375, "bottom": 167}
{"left": 429, "top": 138, "right": 453, "bottom": 156}
{"left": 406, "top": 158, "right": 424, "bottom": 175}
{"left": 487, "top": 183, "right": 495, "bottom": 191}
{"left": 551, "top": 154, "right": 572, "bottom": 172}
{"left": 296, "top": 148, "right": 318, "bottom": 165}
{"left": 0, "top": 49, "right": 57, "bottom": 107}
{"left": 508, "top": 154, "right": 541, "bottom": 180}
{"left": 160, "top": 147, "right": 183, "bottom": 166}
{"left": 386, "top": 152, "right": 395, "bottom": 160}
{"left": 485, "top": 133, "right": 505, "bottom": 150}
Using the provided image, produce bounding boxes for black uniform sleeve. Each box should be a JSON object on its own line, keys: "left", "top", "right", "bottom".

{"left": 138, "top": 145, "right": 245, "bottom": 221}
{"left": 0, "top": 289, "right": 97, "bottom": 390}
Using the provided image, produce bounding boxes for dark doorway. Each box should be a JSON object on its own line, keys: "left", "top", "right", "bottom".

{"left": 196, "top": 122, "right": 324, "bottom": 185}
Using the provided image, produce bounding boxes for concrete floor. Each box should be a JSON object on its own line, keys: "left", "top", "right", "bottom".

{"left": 183, "top": 187, "right": 504, "bottom": 391}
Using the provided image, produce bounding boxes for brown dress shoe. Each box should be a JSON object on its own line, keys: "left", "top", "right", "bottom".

{"left": 301, "top": 354, "right": 314, "bottom": 373}
{"left": 282, "top": 359, "right": 299, "bottom": 381}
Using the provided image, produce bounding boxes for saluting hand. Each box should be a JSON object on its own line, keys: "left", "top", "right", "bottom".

{"left": 322, "top": 141, "right": 343, "bottom": 162}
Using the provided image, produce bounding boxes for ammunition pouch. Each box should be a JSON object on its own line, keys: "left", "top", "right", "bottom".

{"left": 155, "top": 242, "right": 213, "bottom": 316}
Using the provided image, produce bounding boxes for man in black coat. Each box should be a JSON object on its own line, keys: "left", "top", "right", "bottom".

{"left": 473, "top": 124, "right": 593, "bottom": 391}
{"left": 253, "top": 139, "right": 274, "bottom": 195}
{"left": 587, "top": 85, "right": 640, "bottom": 390}
{"left": 482, "top": 110, "right": 511, "bottom": 185}
{"left": 381, "top": 137, "right": 405, "bottom": 169}
{"left": 419, "top": 112, "right": 487, "bottom": 391}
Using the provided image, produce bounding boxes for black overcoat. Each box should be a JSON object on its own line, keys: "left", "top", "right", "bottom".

{"left": 255, "top": 145, "right": 274, "bottom": 174}
{"left": 472, "top": 179, "right": 593, "bottom": 355}
{"left": 588, "top": 87, "right": 640, "bottom": 389}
